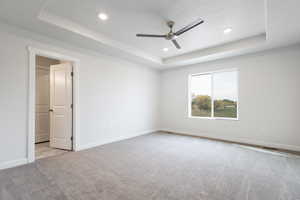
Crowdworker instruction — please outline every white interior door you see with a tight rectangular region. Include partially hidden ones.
[35,66,50,143]
[50,63,73,150]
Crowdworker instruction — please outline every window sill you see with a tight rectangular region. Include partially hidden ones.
[188,116,239,121]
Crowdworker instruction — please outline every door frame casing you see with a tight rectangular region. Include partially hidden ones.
[27,46,80,163]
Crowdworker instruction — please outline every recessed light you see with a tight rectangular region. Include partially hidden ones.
[98,13,108,21]
[224,28,232,34]
[163,48,169,52]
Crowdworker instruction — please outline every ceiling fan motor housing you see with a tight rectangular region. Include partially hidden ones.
[166,32,178,40]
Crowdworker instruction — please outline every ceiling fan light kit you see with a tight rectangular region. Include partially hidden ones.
[136,18,204,50]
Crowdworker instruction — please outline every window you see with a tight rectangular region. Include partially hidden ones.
[189,70,238,119]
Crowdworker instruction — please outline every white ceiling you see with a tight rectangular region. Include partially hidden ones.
[43,0,265,58]
[0,0,299,69]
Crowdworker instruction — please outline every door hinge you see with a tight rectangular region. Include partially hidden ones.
[71,104,73,109]
[71,72,74,77]
[71,136,73,141]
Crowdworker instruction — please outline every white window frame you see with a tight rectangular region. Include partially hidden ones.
[188,68,239,121]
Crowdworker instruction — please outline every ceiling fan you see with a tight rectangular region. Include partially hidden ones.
[136,18,204,49]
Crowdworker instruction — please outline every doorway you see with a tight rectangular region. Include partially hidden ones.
[27,47,79,163]
[35,56,73,159]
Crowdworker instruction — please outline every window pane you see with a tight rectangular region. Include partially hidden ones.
[191,74,212,117]
[213,71,238,118]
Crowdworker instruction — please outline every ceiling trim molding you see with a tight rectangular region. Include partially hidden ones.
[35,1,271,69]
[37,10,269,68]
[38,10,162,65]
[18,0,297,69]
[162,34,267,67]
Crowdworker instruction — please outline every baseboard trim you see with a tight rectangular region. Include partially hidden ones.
[77,129,158,151]
[0,130,158,170]
[0,158,28,170]
[160,129,300,153]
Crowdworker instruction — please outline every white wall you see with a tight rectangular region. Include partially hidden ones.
[1,19,300,170]
[0,22,160,169]
[160,45,300,151]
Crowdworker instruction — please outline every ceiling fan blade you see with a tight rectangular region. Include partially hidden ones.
[136,34,166,38]
[175,18,204,36]
[172,39,181,49]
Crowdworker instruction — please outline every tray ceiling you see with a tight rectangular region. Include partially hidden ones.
[0,0,299,68]
[43,0,265,58]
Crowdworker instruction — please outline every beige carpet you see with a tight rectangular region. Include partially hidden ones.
[0,132,300,200]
